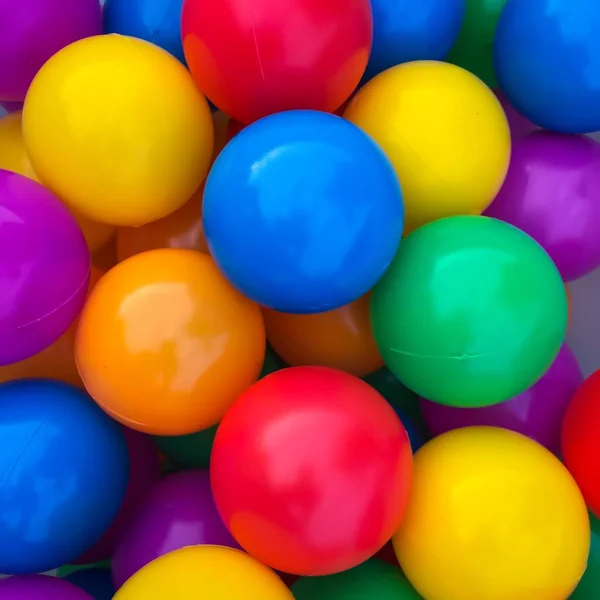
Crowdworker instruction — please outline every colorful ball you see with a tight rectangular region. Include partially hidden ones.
[371,216,567,408]
[364,0,465,81]
[0,575,93,600]
[393,406,426,453]
[345,61,510,234]
[203,110,403,313]
[571,512,600,599]
[75,249,265,435]
[211,366,413,575]
[113,546,293,600]
[494,0,600,133]
[394,427,590,600]
[421,344,582,453]
[63,568,115,600]
[22,34,213,226]
[486,131,600,282]
[0,380,129,574]
[495,90,537,139]
[0,169,90,365]
[0,0,101,102]
[181,0,372,123]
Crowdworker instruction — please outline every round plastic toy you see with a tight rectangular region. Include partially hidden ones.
[211,366,413,575]
[394,427,590,600]
[181,0,372,123]
[0,0,101,102]
[0,575,93,600]
[364,0,465,82]
[446,0,507,88]
[113,546,294,600]
[104,0,186,64]
[0,380,129,574]
[117,187,207,262]
[75,428,161,564]
[562,370,600,519]
[63,569,115,600]
[421,344,582,454]
[203,110,403,313]
[345,61,510,234]
[22,34,213,226]
[75,249,265,435]
[263,294,383,377]
[371,216,568,408]
[292,558,420,599]
[571,512,600,599]
[112,470,239,588]
[0,111,115,252]
[0,169,90,366]
[494,0,600,134]
[486,132,600,282]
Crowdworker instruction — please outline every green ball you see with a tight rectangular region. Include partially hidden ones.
[291,559,421,599]
[446,0,508,88]
[570,512,600,599]
[370,216,567,408]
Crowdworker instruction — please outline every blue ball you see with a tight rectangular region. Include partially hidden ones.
[203,110,403,314]
[63,568,115,600]
[393,406,426,453]
[0,380,129,574]
[364,0,465,82]
[103,0,186,64]
[494,0,600,134]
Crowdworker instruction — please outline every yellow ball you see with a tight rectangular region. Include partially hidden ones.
[113,546,294,600]
[393,427,590,600]
[344,61,511,234]
[22,34,214,227]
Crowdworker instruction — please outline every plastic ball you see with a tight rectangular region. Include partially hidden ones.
[263,294,383,377]
[152,426,217,470]
[103,0,186,64]
[75,249,265,435]
[0,380,129,574]
[364,0,465,82]
[495,90,537,139]
[494,0,600,134]
[0,111,115,252]
[211,366,413,575]
[486,132,600,282]
[571,512,600,599]
[0,0,101,102]
[63,569,115,600]
[394,427,590,600]
[562,370,600,519]
[1,101,23,113]
[203,110,403,313]
[181,0,372,124]
[0,575,94,600]
[371,216,567,408]
[113,546,294,600]
[22,34,213,226]
[345,61,510,234]
[421,344,582,453]
[0,169,90,366]
[394,406,426,453]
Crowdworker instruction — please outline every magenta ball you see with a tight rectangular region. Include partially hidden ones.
[495,89,537,139]
[420,344,582,453]
[0,575,93,600]
[0,0,101,102]
[74,427,161,564]
[111,470,239,588]
[1,101,23,114]
[485,131,600,282]
[0,170,90,365]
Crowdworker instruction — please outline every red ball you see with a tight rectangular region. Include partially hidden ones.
[181,0,372,124]
[211,366,413,576]
[562,369,600,517]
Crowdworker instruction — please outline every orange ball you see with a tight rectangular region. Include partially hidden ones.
[263,294,383,377]
[117,187,208,262]
[75,249,266,435]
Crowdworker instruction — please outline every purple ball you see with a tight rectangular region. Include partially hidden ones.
[111,470,239,589]
[485,131,600,282]
[0,575,93,600]
[0,170,90,365]
[0,0,102,102]
[420,345,583,453]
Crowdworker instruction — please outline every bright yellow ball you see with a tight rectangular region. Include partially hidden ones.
[393,427,590,600]
[113,546,294,600]
[344,61,511,234]
[22,34,214,227]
